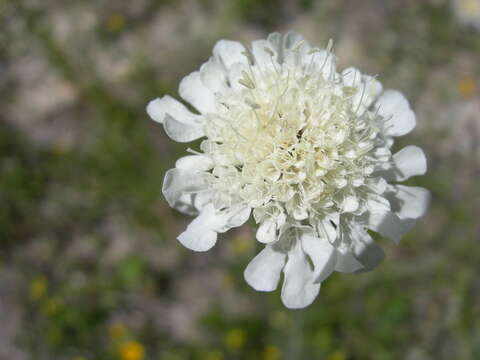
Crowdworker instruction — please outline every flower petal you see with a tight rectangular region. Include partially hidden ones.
[177,205,219,252]
[267,32,283,62]
[363,210,415,244]
[163,114,204,142]
[147,95,199,124]
[313,215,339,244]
[387,145,427,181]
[162,168,207,209]
[217,205,251,231]
[375,90,416,137]
[252,39,278,71]
[256,218,277,244]
[244,245,286,291]
[179,71,216,114]
[334,246,364,273]
[200,58,229,94]
[301,229,337,283]
[175,155,213,172]
[213,40,246,69]
[283,32,311,68]
[283,31,306,50]
[351,226,385,272]
[387,185,430,219]
[281,247,321,309]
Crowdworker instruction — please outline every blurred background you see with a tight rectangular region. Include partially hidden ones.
[1,0,480,359]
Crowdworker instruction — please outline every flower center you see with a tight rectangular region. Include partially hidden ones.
[202,57,383,219]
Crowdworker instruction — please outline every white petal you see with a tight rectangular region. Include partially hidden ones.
[351,226,384,272]
[283,31,306,50]
[175,155,213,172]
[213,40,246,69]
[301,230,337,283]
[281,247,320,309]
[225,61,249,92]
[341,195,359,213]
[365,193,391,214]
[387,145,427,181]
[200,58,228,94]
[342,68,382,113]
[256,218,277,244]
[220,205,251,231]
[387,185,430,219]
[147,95,198,124]
[342,67,362,87]
[334,246,364,273]
[252,39,278,71]
[177,205,218,252]
[267,32,283,61]
[375,90,416,137]
[283,32,311,68]
[313,214,339,244]
[179,71,216,114]
[162,168,207,209]
[163,114,204,142]
[308,50,336,80]
[244,245,286,291]
[173,193,198,216]
[362,74,383,103]
[363,210,415,244]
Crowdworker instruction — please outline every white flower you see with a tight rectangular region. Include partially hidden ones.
[148,32,429,309]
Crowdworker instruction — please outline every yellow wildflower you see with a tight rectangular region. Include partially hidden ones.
[224,328,246,350]
[263,345,281,360]
[30,276,48,300]
[458,78,476,98]
[327,350,346,360]
[205,349,224,360]
[119,341,145,360]
[107,14,126,33]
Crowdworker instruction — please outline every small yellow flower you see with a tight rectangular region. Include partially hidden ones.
[42,298,61,315]
[30,276,48,300]
[205,349,224,360]
[458,78,476,98]
[263,345,281,360]
[224,328,246,350]
[119,341,145,360]
[107,14,126,33]
[327,350,346,360]
[109,323,127,340]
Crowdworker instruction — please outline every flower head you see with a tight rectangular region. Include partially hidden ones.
[148,32,429,308]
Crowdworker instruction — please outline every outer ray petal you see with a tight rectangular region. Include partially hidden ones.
[375,90,416,137]
[301,229,337,283]
[179,71,216,114]
[244,245,286,291]
[387,185,431,220]
[213,40,247,69]
[162,168,207,211]
[386,145,427,181]
[281,246,320,309]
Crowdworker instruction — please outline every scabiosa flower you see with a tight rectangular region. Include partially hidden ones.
[147,32,429,308]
